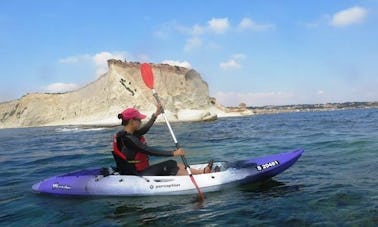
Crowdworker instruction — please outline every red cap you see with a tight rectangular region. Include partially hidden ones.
[119,108,146,120]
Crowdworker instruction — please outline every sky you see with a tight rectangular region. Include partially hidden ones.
[0,0,377,106]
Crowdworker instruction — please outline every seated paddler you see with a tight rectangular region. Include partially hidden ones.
[112,106,214,176]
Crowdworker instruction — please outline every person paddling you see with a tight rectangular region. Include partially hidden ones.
[112,106,214,176]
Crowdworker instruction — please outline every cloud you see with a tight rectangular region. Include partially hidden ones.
[40,51,147,95]
[184,37,202,52]
[237,17,275,31]
[155,17,275,51]
[164,17,234,37]
[219,53,246,70]
[191,24,205,36]
[165,17,273,37]
[219,59,241,70]
[158,17,274,52]
[43,82,80,93]
[154,21,205,40]
[317,90,325,95]
[93,51,127,76]
[208,18,230,34]
[58,54,91,64]
[330,6,367,27]
[176,24,205,36]
[162,60,192,68]
[215,91,295,106]
[175,18,230,36]
[59,51,128,77]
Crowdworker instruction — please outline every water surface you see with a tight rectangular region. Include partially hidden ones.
[0,109,377,226]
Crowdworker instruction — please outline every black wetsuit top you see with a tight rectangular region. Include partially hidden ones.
[114,114,175,175]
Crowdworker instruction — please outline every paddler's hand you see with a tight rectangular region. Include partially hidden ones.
[173,148,185,156]
[154,103,163,116]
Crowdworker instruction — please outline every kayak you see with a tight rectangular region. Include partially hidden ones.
[32,148,304,196]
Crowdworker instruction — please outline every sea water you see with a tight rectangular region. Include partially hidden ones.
[0,109,377,226]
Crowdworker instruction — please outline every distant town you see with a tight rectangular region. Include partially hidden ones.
[234,101,378,115]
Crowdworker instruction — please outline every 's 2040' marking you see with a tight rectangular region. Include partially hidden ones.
[256,160,280,171]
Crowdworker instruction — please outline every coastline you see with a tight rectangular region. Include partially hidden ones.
[247,101,378,115]
[1,102,376,130]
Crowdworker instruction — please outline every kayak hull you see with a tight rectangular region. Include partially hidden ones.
[32,149,304,196]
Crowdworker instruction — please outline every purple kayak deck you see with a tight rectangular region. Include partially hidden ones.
[239,148,304,183]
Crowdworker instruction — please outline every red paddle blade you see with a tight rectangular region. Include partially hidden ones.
[140,63,154,89]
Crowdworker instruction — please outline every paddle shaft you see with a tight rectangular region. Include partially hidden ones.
[152,90,204,199]
[140,63,204,199]
[152,89,190,168]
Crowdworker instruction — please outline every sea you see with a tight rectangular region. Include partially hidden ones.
[0,108,377,226]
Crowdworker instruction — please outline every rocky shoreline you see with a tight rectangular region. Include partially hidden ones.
[247,102,378,115]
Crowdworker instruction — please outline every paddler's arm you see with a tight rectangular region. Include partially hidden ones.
[135,104,163,136]
[134,114,157,136]
[125,135,174,157]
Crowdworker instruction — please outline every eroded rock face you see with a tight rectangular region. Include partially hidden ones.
[0,60,221,128]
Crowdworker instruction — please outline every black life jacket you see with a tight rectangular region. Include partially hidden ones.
[112,133,149,173]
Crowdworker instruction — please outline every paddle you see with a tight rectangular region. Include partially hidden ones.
[140,63,205,200]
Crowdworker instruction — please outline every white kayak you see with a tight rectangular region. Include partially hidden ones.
[32,149,304,196]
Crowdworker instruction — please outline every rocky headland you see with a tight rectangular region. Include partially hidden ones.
[0,60,252,129]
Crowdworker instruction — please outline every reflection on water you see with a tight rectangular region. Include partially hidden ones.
[240,179,302,195]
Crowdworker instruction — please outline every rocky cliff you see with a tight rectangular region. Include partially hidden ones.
[0,60,249,129]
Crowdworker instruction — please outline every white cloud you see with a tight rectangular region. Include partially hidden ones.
[176,18,230,36]
[158,17,273,52]
[155,17,274,51]
[174,17,230,40]
[330,6,367,27]
[317,90,325,95]
[58,54,91,64]
[42,51,146,94]
[219,53,246,70]
[60,51,127,77]
[215,91,295,106]
[43,82,80,93]
[237,17,275,31]
[208,18,230,34]
[219,59,241,70]
[174,23,206,37]
[93,51,127,76]
[184,37,202,52]
[153,21,208,40]
[162,60,192,68]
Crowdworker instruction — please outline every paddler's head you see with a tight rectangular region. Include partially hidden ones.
[118,108,146,131]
